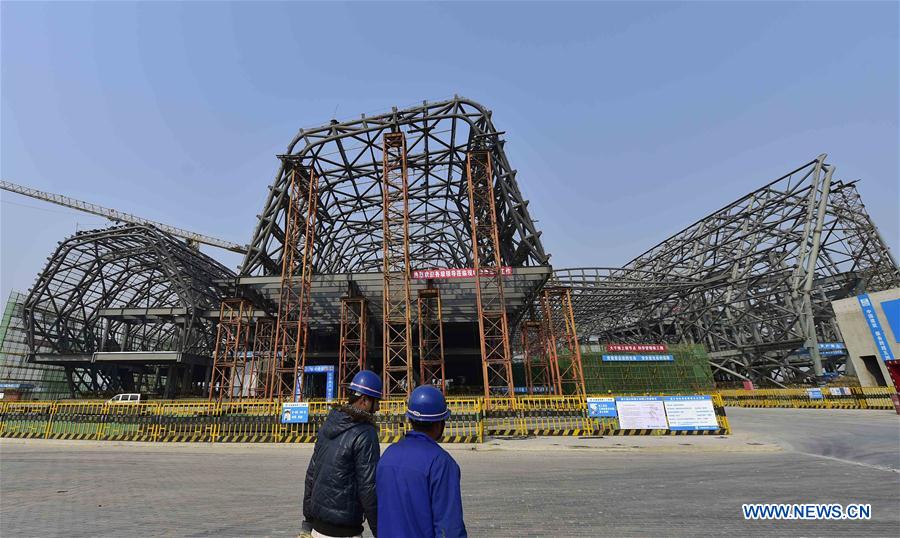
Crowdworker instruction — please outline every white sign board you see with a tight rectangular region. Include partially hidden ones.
[662,396,719,431]
[615,397,668,430]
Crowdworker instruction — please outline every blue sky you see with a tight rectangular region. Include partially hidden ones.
[2,1,898,303]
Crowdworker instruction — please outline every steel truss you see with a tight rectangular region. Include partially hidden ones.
[24,224,234,360]
[270,164,318,401]
[555,155,899,386]
[241,97,548,277]
[417,288,446,393]
[338,297,367,400]
[381,132,414,397]
[467,148,515,398]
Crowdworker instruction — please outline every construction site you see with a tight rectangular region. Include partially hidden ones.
[4,1,900,533]
[1,97,898,406]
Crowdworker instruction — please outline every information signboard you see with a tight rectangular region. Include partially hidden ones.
[606,344,668,353]
[412,267,512,280]
[662,396,718,431]
[602,354,674,362]
[806,388,824,400]
[615,396,668,430]
[295,365,336,402]
[586,397,617,418]
[858,294,895,361]
[281,402,309,424]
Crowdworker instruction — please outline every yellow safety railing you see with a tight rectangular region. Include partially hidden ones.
[516,396,591,436]
[1,393,736,443]
[717,387,897,410]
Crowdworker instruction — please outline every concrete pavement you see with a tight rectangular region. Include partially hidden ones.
[1,407,898,537]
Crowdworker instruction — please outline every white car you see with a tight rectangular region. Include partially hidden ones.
[108,393,143,403]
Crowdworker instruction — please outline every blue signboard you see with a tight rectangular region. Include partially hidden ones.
[586,397,617,417]
[662,395,718,431]
[281,402,309,424]
[0,382,34,390]
[794,343,846,357]
[513,386,553,394]
[806,388,824,400]
[881,299,900,344]
[602,354,674,362]
[294,365,336,402]
[858,294,895,361]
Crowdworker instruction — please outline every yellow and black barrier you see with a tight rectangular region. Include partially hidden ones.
[0,393,730,443]
[717,387,898,410]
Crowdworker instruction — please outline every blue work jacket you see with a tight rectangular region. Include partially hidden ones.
[376,430,467,538]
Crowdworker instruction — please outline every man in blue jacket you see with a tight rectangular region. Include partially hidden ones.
[376,385,467,538]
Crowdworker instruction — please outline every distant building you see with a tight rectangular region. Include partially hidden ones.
[0,291,69,400]
[832,288,900,390]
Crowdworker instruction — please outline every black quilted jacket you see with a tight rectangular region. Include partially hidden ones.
[303,405,380,537]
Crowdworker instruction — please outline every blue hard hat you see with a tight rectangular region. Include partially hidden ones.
[349,370,382,399]
[406,385,451,422]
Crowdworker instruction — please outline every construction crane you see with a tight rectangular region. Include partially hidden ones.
[0,180,248,254]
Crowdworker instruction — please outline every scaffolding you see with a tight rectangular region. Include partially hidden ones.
[541,287,586,398]
[209,299,254,402]
[467,148,515,399]
[252,319,275,398]
[381,132,414,398]
[269,165,318,401]
[417,288,446,393]
[522,319,555,395]
[338,297,367,400]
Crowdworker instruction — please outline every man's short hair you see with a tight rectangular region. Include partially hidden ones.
[410,420,440,432]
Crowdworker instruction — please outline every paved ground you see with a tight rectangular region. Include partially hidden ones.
[1,408,898,537]
[725,407,900,470]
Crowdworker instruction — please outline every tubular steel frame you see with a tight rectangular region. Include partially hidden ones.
[417,288,446,393]
[381,132,414,397]
[24,224,235,360]
[555,155,900,386]
[467,148,515,399]
[241,97,549,277]
[269,165,318,401]
[338,297,367,400]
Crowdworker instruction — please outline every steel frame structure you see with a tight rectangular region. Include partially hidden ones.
[555,155,899,386]
[467,148,515,398]
[338,297,367,400]
[269,164,318,401]
[417,288,446,393]
[24,225,234,358]
[241,97,548,277]
[381,132,414,397]
[21,224,235,397]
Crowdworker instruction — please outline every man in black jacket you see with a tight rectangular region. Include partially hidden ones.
[301,370,382,538]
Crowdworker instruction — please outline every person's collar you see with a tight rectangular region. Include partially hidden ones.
[406,429,438,444]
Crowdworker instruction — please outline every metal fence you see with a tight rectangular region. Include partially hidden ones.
[1,394,731,443]
[716,387,897,410]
